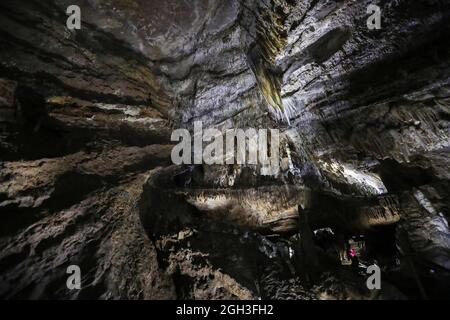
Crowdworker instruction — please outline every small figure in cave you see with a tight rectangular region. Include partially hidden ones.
[337,234,351,266]
[348,248,360,272]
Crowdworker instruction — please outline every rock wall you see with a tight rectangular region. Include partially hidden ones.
[0,0,449,299]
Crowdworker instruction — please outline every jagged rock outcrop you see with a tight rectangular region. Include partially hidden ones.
[0,0,449,299]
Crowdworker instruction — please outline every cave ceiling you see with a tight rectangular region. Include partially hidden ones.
[0,0,449,300]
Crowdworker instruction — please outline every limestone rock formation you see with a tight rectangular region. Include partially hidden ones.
[0,0,449,299]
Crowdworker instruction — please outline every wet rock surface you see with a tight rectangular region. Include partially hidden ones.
[0,0,449,299]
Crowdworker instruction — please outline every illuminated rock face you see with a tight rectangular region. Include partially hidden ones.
[0,0,450,299]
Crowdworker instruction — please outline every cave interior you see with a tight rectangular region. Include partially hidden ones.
[0,0,449,300]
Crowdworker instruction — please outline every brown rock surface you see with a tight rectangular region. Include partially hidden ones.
[0,0,449,299]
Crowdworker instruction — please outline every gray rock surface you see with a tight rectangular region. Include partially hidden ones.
[0,0,449,299]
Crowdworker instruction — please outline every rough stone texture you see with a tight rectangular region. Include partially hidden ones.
[0,0,449,299]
